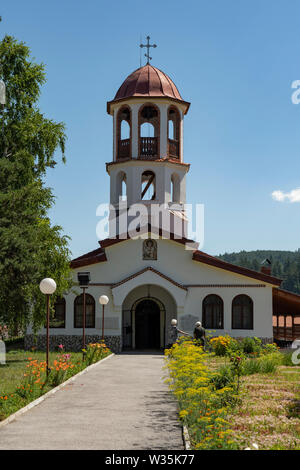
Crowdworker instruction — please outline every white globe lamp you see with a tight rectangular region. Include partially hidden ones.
[99,295,109,305]
[39,278,57,295]
[99,295,109,341]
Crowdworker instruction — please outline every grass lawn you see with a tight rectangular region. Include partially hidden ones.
[0,343,110,421]
[0,349,83,396]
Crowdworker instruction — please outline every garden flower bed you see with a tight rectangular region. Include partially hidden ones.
[165,336,300,450]
[165,338,239,450]
[0,342,111,421]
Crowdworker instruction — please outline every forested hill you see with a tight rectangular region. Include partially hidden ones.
[218,250,300,295]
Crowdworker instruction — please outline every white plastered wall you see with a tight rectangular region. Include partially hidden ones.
[33,238,274,342]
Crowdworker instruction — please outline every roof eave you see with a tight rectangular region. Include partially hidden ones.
[107,96,190,115]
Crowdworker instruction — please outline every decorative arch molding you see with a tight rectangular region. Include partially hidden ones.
[112,266,186,308]
[138,102,160,159]
[116,105,132,160]
[131,295,165,315]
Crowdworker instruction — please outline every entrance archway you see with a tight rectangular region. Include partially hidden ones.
[121,284,177,350]
[135,299,160,349]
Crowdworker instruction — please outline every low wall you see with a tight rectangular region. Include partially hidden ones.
[24,334,122,353]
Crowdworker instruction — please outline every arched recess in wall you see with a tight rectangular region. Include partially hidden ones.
[171,173,180,203]
[117,106,131,159]
[168,106,180,159]
[141,170,156,200]
[138,103,160,159]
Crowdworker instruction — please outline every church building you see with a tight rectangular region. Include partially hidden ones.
[26,48,290,353]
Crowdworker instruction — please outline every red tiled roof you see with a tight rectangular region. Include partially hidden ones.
[114,64,183,101]
[107,64,190,114]
[70,247,107,269]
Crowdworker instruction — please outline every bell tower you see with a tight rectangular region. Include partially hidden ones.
[106,54,190,238]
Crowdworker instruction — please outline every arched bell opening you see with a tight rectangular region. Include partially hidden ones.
[116,170,127,203]
[141,170,156,200]
[139,104,160,159]
[168,106,180,159]
[117,106,131,159]
[171,172,180,203]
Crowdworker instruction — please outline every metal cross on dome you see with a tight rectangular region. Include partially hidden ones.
[140,36,157,64]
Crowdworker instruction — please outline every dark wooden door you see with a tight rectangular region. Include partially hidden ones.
[135,299,160,349]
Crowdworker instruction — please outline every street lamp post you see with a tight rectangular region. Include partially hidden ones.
[39,278,57,376]
[77,272,90,355]
[99,295,109,341]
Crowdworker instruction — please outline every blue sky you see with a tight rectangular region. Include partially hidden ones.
[2,0,300,258]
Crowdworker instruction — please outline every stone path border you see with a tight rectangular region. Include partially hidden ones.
[183,425,191,450]
[0,353,114,430]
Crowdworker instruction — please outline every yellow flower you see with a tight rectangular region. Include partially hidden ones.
[179,410,189,419]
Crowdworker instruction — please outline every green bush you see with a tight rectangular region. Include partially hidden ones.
[259,356,278,374]
[210,365,234,389]
[242,358,261,375]
[241,353,281,376]
[240,337,261,354]
[262,343,280,355]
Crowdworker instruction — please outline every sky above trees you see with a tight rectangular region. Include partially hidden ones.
[1,0,300,258]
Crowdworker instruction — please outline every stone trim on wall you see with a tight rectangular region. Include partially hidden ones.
[24,334,122,353]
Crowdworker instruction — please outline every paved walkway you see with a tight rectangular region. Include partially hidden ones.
[0,353,184,450]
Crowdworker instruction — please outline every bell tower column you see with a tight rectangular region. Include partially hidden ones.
[131,103,140,159]
[159,103,168,159]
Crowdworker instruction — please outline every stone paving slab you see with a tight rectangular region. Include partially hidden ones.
[0,352,184,450]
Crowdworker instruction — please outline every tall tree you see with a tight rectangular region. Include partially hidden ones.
[0,35,72,331]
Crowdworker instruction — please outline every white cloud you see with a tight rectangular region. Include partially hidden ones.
[272,188,300,203]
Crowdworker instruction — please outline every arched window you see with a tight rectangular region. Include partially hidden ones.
[140,122,155,137]
[202,295,224,329]
[50,297,66,328]
[139,104,159,158]
[168,106,180,159]
[171,173,180,203]
[74,294,95,328]
[168,120,174,140]
[117,107,131,159]
[141,170,156,200]
[232,295,253,329]
[116,171,127,202]
[121,120,130,139]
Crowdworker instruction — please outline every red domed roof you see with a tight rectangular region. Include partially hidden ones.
[107,64,190,114]
[114,64,183,101]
